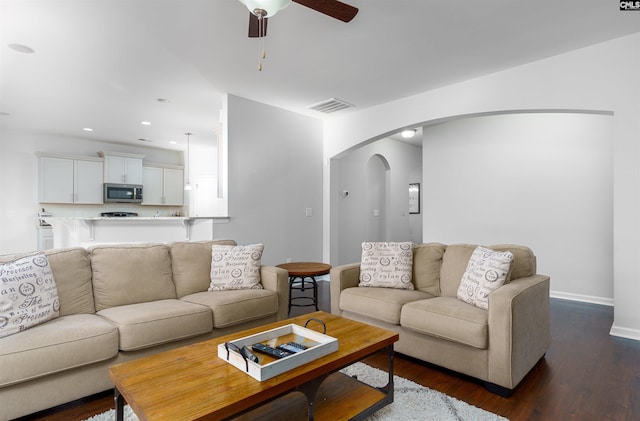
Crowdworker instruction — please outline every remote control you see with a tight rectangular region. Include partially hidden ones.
[252,343,292,359]
[240,345,259,363]
[277,342,308,354]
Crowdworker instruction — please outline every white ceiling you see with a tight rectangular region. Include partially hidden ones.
[1,0,638,151]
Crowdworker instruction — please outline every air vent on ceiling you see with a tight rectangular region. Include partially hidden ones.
[307,98,353,114]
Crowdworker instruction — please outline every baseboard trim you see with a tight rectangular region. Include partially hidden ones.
[609,325,640,341]
[550,290,613,307]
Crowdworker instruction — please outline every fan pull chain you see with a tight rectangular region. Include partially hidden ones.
[258,15,266,71]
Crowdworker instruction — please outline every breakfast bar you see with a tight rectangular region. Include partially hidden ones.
[44,216,230,248]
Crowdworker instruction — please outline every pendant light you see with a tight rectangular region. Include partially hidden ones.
[184,132,193,191]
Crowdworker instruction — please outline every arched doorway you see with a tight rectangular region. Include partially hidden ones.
[365,154,390,242]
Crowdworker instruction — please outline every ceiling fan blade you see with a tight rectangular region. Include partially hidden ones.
[293,0,358,22]
[248,12,268,38]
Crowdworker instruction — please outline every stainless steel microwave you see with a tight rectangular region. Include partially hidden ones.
[103,183,143,203]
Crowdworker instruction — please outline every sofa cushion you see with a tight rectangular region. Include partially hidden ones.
[0,254,60,338]
[359,242,414,290]
[45,247,95,315]
[340,287,433,325]
[439,244,477,297]
[413,243,446,295]
[457,246,513,310]
[89,243,176,311]
[169,240,238,298]
[181,290,278,329]
[209,244,264,291]
[401,297,489,349]
[0,314,118,387]
[97,299,213,351]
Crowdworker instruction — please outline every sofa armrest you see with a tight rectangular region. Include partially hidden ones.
[260,266,290,321]
[487,274,551,389]
[329,263,361,315]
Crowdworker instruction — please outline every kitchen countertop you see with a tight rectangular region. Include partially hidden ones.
[42,216,230,243]
[43,216,229,221]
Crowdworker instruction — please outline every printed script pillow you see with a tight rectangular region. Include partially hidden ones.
[359,242,414,290]
[209,244,264,291]
[0,253,60,338]
[457,246,514,310]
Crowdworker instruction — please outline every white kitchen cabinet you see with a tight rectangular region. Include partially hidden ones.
[142,164,184,206]
[99,152,144,184]
[38,155,104,204]
[75,159,104,203]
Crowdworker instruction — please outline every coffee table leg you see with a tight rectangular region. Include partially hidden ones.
[384,345,395,402]
[295,373,330,421]
[114,388,125,421]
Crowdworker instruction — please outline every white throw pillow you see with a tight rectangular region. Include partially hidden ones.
[359,242,414,290]
[209,244,264,291]
[457,246,513,310]
[0,253,60,338]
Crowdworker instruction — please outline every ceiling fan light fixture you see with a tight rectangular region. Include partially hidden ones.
[400,129,417,139]
[240,0,291,17]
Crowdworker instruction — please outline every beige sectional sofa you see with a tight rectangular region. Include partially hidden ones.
[330,243,550,396]
[0,240,289,421]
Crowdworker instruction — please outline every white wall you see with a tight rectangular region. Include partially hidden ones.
[213,95,324,266]
[323,33,640,339]
[422,112,613,301]
[0,129,182,254]
[333,138,423,264]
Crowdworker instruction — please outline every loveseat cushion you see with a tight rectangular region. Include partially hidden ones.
[0,247,95,315]
[401,297,489,349]
[89,243,176,311]
[359,242,414,290]
[412,243,446,295]
[97,299,213,351]
[439,244,477,297]
[340,287,433,325]
[169,240,238,298]
[0,314,118,387]
[181,290,278,329]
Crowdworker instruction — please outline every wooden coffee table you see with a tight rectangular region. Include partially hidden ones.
[109,311,398,421]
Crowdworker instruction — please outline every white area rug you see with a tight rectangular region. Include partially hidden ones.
[85,362,508,421]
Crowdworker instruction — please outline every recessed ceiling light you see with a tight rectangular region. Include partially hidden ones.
[169,141,177,145]
[83,127,93,132]
[140,121,151,126]
[8,44,35,53]
[400,129,417,139]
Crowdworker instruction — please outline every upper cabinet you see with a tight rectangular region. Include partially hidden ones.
[142,164,184,206]
[38,154,104,204]
[99,151,144,184]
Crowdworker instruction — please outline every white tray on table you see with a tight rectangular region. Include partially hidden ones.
[217,323,338,381]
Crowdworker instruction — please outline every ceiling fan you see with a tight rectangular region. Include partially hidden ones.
[239,0,359,38]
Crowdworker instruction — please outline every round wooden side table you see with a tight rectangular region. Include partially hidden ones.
[276,262,332,315]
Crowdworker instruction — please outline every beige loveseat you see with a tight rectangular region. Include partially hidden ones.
[0,240,289,421]
[330,243,550,396]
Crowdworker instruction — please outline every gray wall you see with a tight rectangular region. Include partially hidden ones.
[333,138,423,265]
[422,112,613,301]
[214,95,324,266]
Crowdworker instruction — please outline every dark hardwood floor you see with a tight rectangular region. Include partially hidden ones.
[15,282,640,421]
